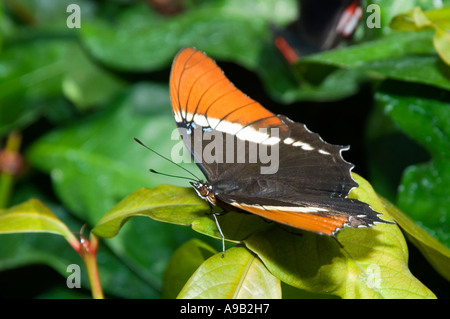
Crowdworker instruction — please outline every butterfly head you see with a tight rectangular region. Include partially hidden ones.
[190,181,216,205]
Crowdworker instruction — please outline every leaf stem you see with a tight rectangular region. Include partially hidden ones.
[77,231,104,299]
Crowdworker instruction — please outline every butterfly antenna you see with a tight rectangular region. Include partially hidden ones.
[133,137,200,181]
[149,169,197,182]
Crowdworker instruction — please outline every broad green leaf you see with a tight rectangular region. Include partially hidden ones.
[162,239,217,299]
[0,183,164,299]
[434,28,450,65]
[62,44,126,110]
[27,83,204,297]
[364,97,431,202]
[0,0,124,136]
[0,40,66,136]
[425,5,450,29]
[80,0,297,102]
[356,0,441,40]
[398,160,450,246]
[92,185,270,243]
[81,0,295,71]
[302,31,435,68]
[390,7,450,65]
[92,186,209,238]
[92,182,270,297]
[0,1,94,132]
[101,216,204,297]
[375,88,450,247]
[93,172,436,298]
[299,31,450,92]
[0,39,122,136]
[177,246,281,299]
[283,67,367,102]
[244,174,435,298]
[0,231,161,298]
[27,83,200,224]
[381,197,450,282]
[0,199,78,248]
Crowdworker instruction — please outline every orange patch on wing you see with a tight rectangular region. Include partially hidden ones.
[235,204,349,236]
[170,48,283,129]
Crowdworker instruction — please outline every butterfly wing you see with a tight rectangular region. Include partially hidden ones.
[169,47,392,235]
[170,47,285,181]
[207,116,387,236]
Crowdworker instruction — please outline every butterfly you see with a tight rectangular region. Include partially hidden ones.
[274,0,363,63]
[168,47,392,254]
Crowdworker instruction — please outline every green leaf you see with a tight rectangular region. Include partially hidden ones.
[0,231,162,298]
[0,199,78,248]
[375,87,450,247]
[61,43,126,110]
[177,246,281,299]
[92,186,209,238]
[0,182,175,299]
[0,40,66,136]
[81,0,294,71]
[302,31,435,68]
[27,83,200,224]
[244,174,435,298]
[299,31,450,92]
[434,27,450,65]
[80,0,297,102]
[399,161,450,242]
[26,83,204,297]
[162,239,217,299]
[381,197,450,282]
[92,185,271,243]
[0,39,123,136]
[91,184,274,298]
[364,99,431,202]
[283,67,367,102]
[356,0,441,40]
[390,7,450,65]
[94,172,436,298]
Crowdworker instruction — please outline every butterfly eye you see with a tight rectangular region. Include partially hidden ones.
[191,182,209,198]
[200,184,210,197]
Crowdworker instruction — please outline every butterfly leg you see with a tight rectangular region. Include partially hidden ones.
[206,202,227,257]
[212,213,226,258]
